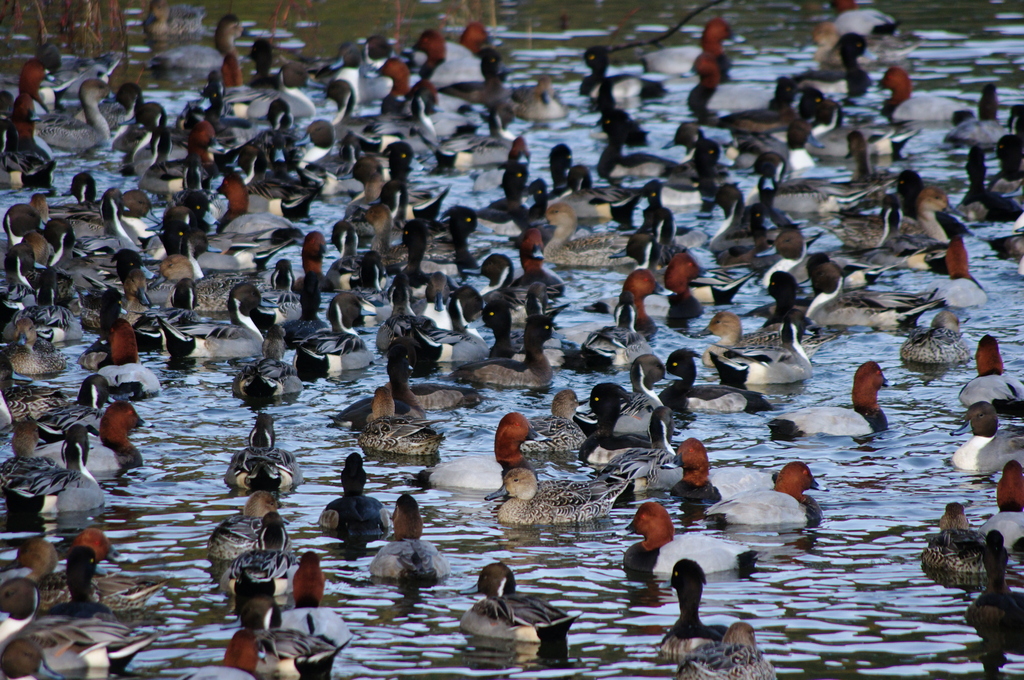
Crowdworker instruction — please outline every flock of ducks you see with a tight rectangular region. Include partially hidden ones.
[0,0,1022,677]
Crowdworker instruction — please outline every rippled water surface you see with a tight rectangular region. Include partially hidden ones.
[4,0,1024,677]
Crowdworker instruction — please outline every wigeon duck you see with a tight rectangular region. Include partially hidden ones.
[149,13,242,71]
[958,145,1022,223]
[580,46,666,103]
[369,494,450,582]
[208,490,289,560]
[959,335,1024,412]
[1,318,67,375]
[710,314,812,386]
[832,0,897,36]
[880,66,964,123]
[579,293,653,367]
[417,412,536,490]
[2,425,102,513]
[142,0,205,38]
[951,402,1024,472]
[624,501,756,575]
[807,262,944,328]
[768,361,887,437]
[522,390,586,455]
[318,453,389,536]
[487,466,628,525]
[181,629,260,680]
[159,283,266,359]
[96,319,161,399]
[945,85,1005,148]
[981,461,1024,550]
[449,314,554,388]
[279,552,352,647]
[0,577,157,674]
[669,438,774,501]
[232,325,303,398]
[921,502,986,583]
[221,512,296,596]
[900,310,971,364]
[675,621,776,680]
[237,595,344,676]
[706,461,822,527]
[661,350,774,414]
[460,562,578,642]
[965,530,1024,630]
[35,400,144,474]
[357,385,444,457]
[659,559,727,660]
[225,413,303,490]
[641,17,731,77]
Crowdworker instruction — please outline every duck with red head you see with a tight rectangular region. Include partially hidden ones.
[880,66,963,123]
[511,228,564,295]
[215,172,298,236]
[980,461,1024,551]
[139,121,219,196]
[668,437,774,500]
[279,552,352,646]
[959,335,1024,413]
[97,319,161,399]
[769,361,886,437]
[417,411,538,490]
[707,461,822,527]
[641,17,732,77]
[369,494,450,582]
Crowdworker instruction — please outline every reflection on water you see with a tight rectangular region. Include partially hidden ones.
[2,0,1024,678]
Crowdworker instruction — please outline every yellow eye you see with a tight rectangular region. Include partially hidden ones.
[594,397,599,401]
[466,217,471,222]
[672,362,677,367]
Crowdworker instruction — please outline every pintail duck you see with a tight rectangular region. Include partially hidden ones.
[793,33,870,97]
[710,313,813,386]
[669,437,774,502]
[357,385,444,457]
[0,577,158,675]
[3,269,81,343]
[35,401,144,474]
[449,314,554,388]
[0,364,68,426]
[416,411,538,491]
[522,390,586,455]
[461,562,578,642]
[579,293,652,367]
[369,494,450,582]
[35,79,110,150]
[951,401,1024,473]
[625,501,756,575]
[225,413,303,491]
[614,354,665,436]
[959,335,1024,413]
[159,283,267,358]
[2,425,102,513]
[1,318,67,375]
[591,407,677,490]
[280,552,352,647]
[980,461,1024,550]
[699,310,838,369]
[208,490,290,561]
[96,319,161,399]
[805,96,917,159]
[675,621,777,680]
[900,310,971,365]
[577,383,661,466]
[542,203,628,268]
[806,262,944,328]
[660,349,774,414]
[318,452,390,536]
[486,466,628,525]
[706,461,822,527]
[435,107,517,169]
[233,325,303,398]
[769,360,887,437]
[659,559,727,660]
[965,530,1024,631]
[293,292,374,376]
[921,502,986,583]
[237,595,345,676]
[554,161,643,223]
[221,512,297,597]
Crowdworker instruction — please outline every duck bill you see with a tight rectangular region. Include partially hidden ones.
[484,487,509,501]
[950,421,971,436]
[530,244,544,260]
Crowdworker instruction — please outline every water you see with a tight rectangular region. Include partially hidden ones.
[2,0,1024,677]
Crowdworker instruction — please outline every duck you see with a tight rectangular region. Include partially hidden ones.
[980,461,1024,550]
[699,310,837,369]
[180,629,261,680]
[0,577,157,674]
[368,493,450,581]
[220,512,296,596]
[1,318,67,375]
[357,385,445,457]
[410,287,489,364]
[951,401,1024,472]
[659,559,727,660]
[832,0,897,36]
[216,172,300,237]
[806,96,917,159]
[597,110,677,180]
[2,269,80,344]
[669,438,774,502]
[614,354,666,435]
[278,272,327,345]
[880,66,965,123]
[279,552,352,647]
[96,319,161,399]
[965,530,1024,630]
[688,54,774,120]
[435,108,517,169]
[487,466,628,525]
[660,349,774,414]
[208,490,289,560]
[806,262,944,328]
[34,375,109,439]
[957,145,1022,223]
[921,236,988,308]
[717,77,800,133]
[921,502,986,581]
[522,390,586,455]
[460,562,578,642]
[793,33,870,97]
[294,293,374,376]
[237,595,344,677]
[232,325,303,398]
[706,461,822,527]
[35,79,110,150]
[579,383,666,465]
[579,293,652,367]
[945,85,1005,147]
[149,13,242,71]
[318,452,390,536]
[989,134,1024,194]
[768,361,887,437]
[2,425,102,513]
[542,203,628,268]
[417,411,537,490]
[580,46,665,102]
[449,314,554,388]
[511,76,567,121]
[624,501,756,575]
[675,621,777,680]
[900,310,971,364]
[224,413,303,491]
[512,228,565,294]
[331,344,427,428]
[641,17,732,76]
[159,283,266,358]
[142,0,205,38]
[437,48,509,107]
[590,406,677,489]
[710,313,813,386]
[45,545,117,619]
[959,335,1024,413]
[411,23,488,88]
[34,401,144,474]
